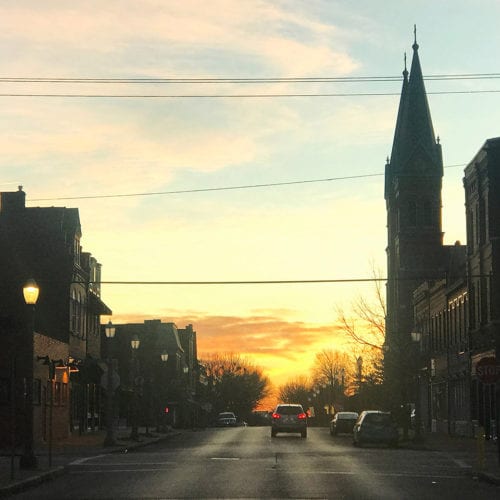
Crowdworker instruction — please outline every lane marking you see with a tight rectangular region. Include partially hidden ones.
[71,461,176,466]
[265,469,467,480]
[210,457,240,461]
[70,468,172,474]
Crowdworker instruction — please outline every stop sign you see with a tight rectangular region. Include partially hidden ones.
[476,357,500,384]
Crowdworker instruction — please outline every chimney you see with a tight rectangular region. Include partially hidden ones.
[0,186,26,214]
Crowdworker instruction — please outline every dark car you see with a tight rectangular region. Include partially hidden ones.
[353,410,399,447]
[330,411,359,436]
[216,412,237,427]
[271,403,307,438]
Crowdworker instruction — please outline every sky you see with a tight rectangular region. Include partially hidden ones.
[1,1,500,393]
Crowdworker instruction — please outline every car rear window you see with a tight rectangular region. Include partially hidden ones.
[338,412,358,419]
[364,413,392,424]
[277,405,303,415]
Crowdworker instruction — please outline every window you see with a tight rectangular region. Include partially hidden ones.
[62,383,68,406]
[423,200,432,226]
[0,378,9,404]
[408,201,417,226]
[71,289,78,333]
[73,236,81,265]
[54,382,62,406]
[33,379,41,405]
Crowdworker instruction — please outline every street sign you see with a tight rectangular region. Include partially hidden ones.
[476,357,500,384]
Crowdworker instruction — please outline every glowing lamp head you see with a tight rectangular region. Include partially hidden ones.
[105,320,116,339]
[23,279,39,305]
[130,334,140,350]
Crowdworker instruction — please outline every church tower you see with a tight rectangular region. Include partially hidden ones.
[384,30,444,395]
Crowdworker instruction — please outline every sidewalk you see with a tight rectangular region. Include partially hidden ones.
[400,431,500,485]
[0,427,176,498]
[0,429,499,497]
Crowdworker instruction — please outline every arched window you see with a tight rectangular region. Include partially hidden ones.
[71,289,78,333]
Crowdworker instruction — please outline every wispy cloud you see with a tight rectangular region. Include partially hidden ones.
[113,311,346,385]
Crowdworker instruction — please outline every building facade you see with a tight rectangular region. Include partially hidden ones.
[464,138,500,438]
[384,33,445,409]
[0,187,111,449]
[108,320,201,430]
[385,35,500,438]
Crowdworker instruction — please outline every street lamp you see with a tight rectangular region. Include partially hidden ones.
[103,321,117,447]
[20,278,39,470]
[130,334,141,440]
[158,351,169,432]
[36,356,64,467]
[411,332,424,442]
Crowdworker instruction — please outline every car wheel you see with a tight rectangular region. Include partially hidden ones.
[301,430,307,438]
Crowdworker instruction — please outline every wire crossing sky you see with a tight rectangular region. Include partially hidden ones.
[1,0,499,386]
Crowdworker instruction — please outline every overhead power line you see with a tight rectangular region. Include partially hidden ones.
[2,90,500,98]
[66,273,488,286]
[28,164,466,203]
[2,72,500,84]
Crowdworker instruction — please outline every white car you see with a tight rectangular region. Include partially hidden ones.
[216,412,237,426]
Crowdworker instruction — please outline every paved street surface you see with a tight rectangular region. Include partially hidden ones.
[2,426,499,499]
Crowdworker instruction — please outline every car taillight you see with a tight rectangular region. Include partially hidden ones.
[297,413,307,420]
[272,413,281,420]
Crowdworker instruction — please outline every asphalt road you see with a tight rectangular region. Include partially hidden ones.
[10,426,498,499]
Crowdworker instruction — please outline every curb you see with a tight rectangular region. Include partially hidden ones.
[0,466,66,498]
[0,433,178,497]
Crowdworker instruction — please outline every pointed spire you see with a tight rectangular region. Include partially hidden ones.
[387,28,443,178]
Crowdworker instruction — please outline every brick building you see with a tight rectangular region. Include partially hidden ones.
[0,187,111,452]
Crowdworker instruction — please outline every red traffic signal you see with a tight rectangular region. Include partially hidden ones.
[164,406,169,414]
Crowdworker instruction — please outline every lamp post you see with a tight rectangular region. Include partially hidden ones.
[20,279,39,470]
[130,334,140,441]
[411,332,424,442]
[36,356,65,467]
[103,321,117,447]
[159,351,169,432]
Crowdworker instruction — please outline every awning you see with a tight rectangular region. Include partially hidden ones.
[88,292,112,315]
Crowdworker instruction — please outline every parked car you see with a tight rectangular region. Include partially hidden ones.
[271,403,308,438]
[353,410,399,447]
[216,412,237,427]
[330,411,359,436]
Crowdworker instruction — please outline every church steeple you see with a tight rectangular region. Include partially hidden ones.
[387,26,442,180]
[384,29,444,371]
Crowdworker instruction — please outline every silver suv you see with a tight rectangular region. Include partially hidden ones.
[271,404,307,438]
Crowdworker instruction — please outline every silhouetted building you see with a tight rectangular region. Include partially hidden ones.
[0,187,111,448]
[386,34,500,438]
[384,32,445,409]
[464,138,500,438]
[109,320,199,429]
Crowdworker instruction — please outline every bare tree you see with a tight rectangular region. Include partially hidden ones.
[278,376,311,410]
[335,262,386,350]
[201,353,271,419]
